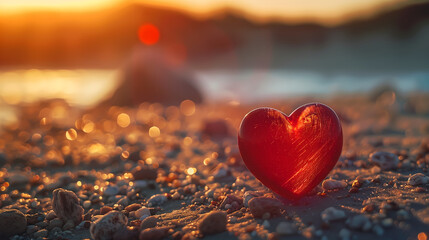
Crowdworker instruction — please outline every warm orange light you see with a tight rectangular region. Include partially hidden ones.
[138,24,160,45]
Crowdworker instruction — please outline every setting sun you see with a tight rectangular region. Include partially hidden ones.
[138,24,160,45]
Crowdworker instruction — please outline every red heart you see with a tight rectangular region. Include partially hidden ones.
[238,103,343,199]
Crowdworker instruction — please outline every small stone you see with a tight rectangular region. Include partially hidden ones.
[83,200,92,209]
[219,194,243,212]
[198,211,227,235]
[100,206,113,215]
[35,221,48,228]
[140,216,158,230]
[46,210,57,220]
[0,209,27,238]
[381,218,393,228]
[63,219,75,230]
[338,228,351,240]
[134,180,148,189]
[117,197,129,206]
[262,220,270,228]
[212,163,230,179]
[104,186,120,197]
[276,222,296,235]
[125,203,141,212]
[26,225,39,235]
[321,207,346,223]
[248,197,283,218]
[48,218,63,230]
[172,192,181,200]
[396,209,410,220]
[346,215,371,231]
[243,191,263,207]
[34,229,48,238]
[147,194,167,206]
[9,172,30,185]
[139,227,170,240]
[369,151,399,170]
[132,166,157,180]
[361,204,375,213]
[52,188,84,224]
[322,179,347,191]
[135,207,151,219]
[408,173,429,186]
[90,211,128,240]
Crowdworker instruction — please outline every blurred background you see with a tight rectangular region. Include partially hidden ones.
[1,0,429,127]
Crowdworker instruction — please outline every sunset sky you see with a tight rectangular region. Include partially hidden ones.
[0,0,405,24]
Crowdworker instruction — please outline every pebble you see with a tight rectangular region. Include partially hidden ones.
[369,151,399,170]
[346,215,372,231]
[83,200,92,209]
[276,222,297,235]
[262,220,270,228]
[248,197,283,218]
[33,229,48,238]
[63,219,75,230]
[48,218,64,230]
[100,206,113,215]
[139,227,170,240]
[117,197,129,206]
[134,180,148,189]
[381,218,393,228]
[8,172,30,185]
[52,188,84,224]
[125,203,141,212]
[198,211,227,235]
[243,191,263,207]
[213,163,229,179]
[132,166,157,180]
[46,210,57,220]
[90,211,128,240]
[135,207,151,219]
[140,216,158,230]
[103,185,120,197]
[0,209,27,237]
[396,209,410,220]
[321,207,346,223]
[338,228,351,240]
[26,225,39,235]
[322,179,348,191]
[219,194,243,212]
[147,194,167,206]
[407,173,429,186]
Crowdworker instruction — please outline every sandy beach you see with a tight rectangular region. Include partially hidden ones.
[0,91,428,240]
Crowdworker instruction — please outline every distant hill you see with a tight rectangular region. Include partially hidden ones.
[0,2,428,73]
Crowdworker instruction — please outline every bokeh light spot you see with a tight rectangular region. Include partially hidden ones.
[138,24,160,45]
[66,128,77,141]
[180,100,195,116]
[117,113,131,128]
[419,232,428,240]
[186,167,197,175]
[82,120,95,133]
[149,126,160,138]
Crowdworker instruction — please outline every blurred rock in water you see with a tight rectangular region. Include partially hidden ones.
[100,47,202,106]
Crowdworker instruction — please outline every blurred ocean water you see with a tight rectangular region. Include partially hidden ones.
[0,69,428,107]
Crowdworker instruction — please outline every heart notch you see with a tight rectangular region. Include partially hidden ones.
[238,103,343,200]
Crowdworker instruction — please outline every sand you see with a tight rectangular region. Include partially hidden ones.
[0,91,428,240]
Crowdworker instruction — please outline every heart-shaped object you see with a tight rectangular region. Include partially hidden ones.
[238,103,343,199]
